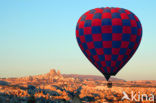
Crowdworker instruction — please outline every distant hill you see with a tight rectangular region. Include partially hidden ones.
[0,69,124,82]
[0,69,155,87]
[63,74,125,82]
[132,80,156,84]
[1,69,155,84]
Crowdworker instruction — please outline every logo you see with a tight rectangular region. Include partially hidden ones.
[122,91,155,102]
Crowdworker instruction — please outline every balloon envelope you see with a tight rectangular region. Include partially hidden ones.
[76,7,142,81]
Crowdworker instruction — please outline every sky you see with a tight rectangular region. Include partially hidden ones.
[0,0,156,80]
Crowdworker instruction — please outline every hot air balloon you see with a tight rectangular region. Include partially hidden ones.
[76,7,142,83]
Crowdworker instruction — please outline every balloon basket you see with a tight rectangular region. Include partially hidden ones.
[107,81,112,88]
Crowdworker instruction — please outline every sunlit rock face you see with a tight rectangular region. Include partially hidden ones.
[49,69,57,76]
[46,69,63,79]
[29,69,64,81]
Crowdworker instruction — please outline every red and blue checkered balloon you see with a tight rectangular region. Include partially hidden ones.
[76,7,142,81]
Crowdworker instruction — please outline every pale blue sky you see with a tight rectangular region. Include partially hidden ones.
[0,0,156,80]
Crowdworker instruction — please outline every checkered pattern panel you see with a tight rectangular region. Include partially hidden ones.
[76,7,142,76]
